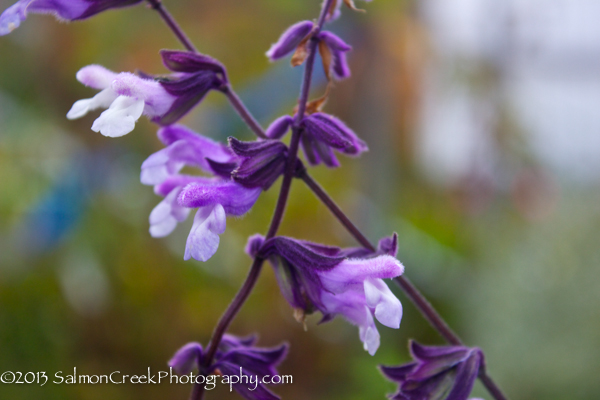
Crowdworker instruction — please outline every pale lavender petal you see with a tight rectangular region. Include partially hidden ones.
[184,204,227,262]
[157,125,233,164]
[111,72,176,118]
[179,181,261,216]
[364,278,402,329]
[321,290,381,355]
[153,175,215,197]
[91,95,145,137]
[149,187,191,238]
[319,255,404,293]
[75,65,118,89]
[66,88,118,120]
[0,0,30,36]
[140,146,185,186]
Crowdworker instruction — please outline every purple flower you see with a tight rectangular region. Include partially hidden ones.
[141,125,234,186]
[178,181,261,261]
[67,59,223,136]
[140,125,260,262]
[266,20,315,61]
[380,341,484,400]
[0,0,142,35]
[169,335,288,400]
[67,65,177,137]
[300,112,368,167]
[155,50,226,126]
[247,235,404,355]
[228,138,301,190]
[316,31,352,80]
[265,115,293,140]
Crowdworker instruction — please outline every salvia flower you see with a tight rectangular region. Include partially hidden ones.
[228,137,302,190]
[300,112,368,167]
[247,235,404,355]
[67,52,224,137]
[266,20,315,62]
[0,0,142,36]
[178,181,261,261]
[266,21,352,80]
[156,50,227,125]
[67,65,177,137]
[141,125,260,262]
[169,334,287,400]
[316,31,352,80]
[380,341,484,400]
[140,124,234,186]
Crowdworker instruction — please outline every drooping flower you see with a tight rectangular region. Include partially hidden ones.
[140,125,260,262]
[169,334,288,400]
[380,341,484,400]
[300,112,368,167]
[227,137,304,190]
[247,235,404,355]
[0,0,142,36]
[266,22,352,80]
[266,20,315,61]
[67,52,225,137]
[316,31,352,80]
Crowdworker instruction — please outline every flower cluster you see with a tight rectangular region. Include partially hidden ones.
[169,335,287,400]
[380,341,484,400]
[247,234,403,355]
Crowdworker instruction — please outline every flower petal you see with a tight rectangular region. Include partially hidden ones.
[266,20,315,60]
[91,96,145,137]
[66,88,118,120]
[364,278,402,329]
[184,204,227,262]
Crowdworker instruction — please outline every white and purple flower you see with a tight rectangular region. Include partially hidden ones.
[247,234,403,355]
[141,125,261,262]
[67,51,226,137]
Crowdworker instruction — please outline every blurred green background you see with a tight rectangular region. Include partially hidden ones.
[1,0,600,399]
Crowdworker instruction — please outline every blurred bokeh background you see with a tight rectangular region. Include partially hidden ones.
[1,0,599,399]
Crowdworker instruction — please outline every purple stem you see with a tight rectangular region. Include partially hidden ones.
[192,1,336,399]
[298,170,508,400]
[147,0,267,140]
[146,0,197,52]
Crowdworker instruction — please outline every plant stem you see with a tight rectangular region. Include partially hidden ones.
[221,85,267,139]
[299,170,508,400]
[192,1,336,399]
[147,0,267,140]
[146,0,197,52]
